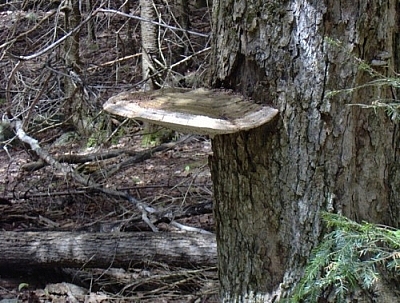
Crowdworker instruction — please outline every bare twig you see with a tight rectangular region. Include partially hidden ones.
[12,122,210,233]
[98,8,209,38]
[12,119,159,231]
[0,10,57,51]
[170,221,213,235]
[5,60,22,118]
[6,5,103,61]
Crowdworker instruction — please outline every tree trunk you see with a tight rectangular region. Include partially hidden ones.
[209,0,400,302]
[140,0,158,90]
[0,232,216,268]
[173,0,190,74]
[86,0,96,42]
[140,0,167,145]
[63,0,91,136]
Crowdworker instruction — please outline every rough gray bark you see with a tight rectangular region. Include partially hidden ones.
[0,232,216,268]
[63,0,91,136]
[63,0,81,86]
[209,0,400,302]
[140,0,165,144]
[140,0,158,89]
[174,0,190,73]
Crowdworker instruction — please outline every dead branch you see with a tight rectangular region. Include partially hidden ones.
[0,231,217,268]
[0,198,213,233]
[12,119,158,231]
[12,119,209,233]
[21,138,185,172]
[98,8,209,37]
[7,5,103,61]
[0,10,57,51]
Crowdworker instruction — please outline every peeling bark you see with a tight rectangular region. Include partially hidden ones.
[210,0,400,301]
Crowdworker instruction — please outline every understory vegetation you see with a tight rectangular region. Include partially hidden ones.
[291,213,400,302]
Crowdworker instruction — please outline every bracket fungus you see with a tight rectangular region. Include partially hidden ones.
[103,88,278,137]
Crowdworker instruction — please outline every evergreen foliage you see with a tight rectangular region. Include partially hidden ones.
[325,37,400,123]
[290,213,400,302]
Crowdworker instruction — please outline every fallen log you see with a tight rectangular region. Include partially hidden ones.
[0,231,216,268]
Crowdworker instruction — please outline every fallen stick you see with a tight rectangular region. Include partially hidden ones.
[13,119,157,231]
[0,231,217,268]
[12,119,210,234]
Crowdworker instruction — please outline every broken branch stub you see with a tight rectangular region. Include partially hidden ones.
[103,88,278,136]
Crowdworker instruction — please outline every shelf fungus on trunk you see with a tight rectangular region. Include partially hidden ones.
[103,88,278,136]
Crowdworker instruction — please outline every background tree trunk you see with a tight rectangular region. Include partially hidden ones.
[63,0,82,94]
[86,0,95,42]
[140,0,166,145]
[0,232,216,268]
[173,0,190,74]
[63,0,92,136]
[140,0,158,90]
[209,0,400,301]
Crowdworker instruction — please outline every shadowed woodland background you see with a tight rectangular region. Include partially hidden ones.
[0,0,218,302]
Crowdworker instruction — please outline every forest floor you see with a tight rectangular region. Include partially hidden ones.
[0,1,218,302]
[0,130,217,303]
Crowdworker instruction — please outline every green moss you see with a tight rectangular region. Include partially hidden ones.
[141,128,175,147]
